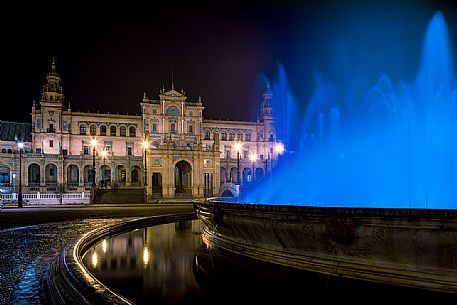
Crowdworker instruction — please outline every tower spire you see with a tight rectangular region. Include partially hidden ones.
[51,57,57,74]
[171,65,174,90]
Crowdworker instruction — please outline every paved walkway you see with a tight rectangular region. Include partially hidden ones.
[0,203,195,305]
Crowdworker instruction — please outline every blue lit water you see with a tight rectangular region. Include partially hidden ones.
[243,11,457,209]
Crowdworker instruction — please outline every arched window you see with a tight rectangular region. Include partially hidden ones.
[120,126,127,137]
[90,124,97,136]
[204,130,210,140]
[170,122,176,133]
[166,106,180,116]
[229,131,235,141]
[129,126,136,137]
[1,148,6,153]
[100,125,107,136]
[221,131,227,141]
[110,126,116,136]
[246,132,251,141]
[237,131,243,141]
[80,124,87,135]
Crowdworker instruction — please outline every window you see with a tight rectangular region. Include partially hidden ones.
[221,131,227,141]
[127,147,132,156]
[188,125,193,134]
[152,123,157,133]
[243,150,248,159]
[204,130,210,140]
[1,149,5,153]
[269,133,274,142]
[166,106,180,115]
[49,124,55,133]
[90,125,96,136]
[83,146,89,155]
[63,121,68,130]
[229,131,235,141]
[260,154,264,160]
[120,126,127,137]
[246,132,251,141]
[129,126,136,137]
[50,140,54,148]
[80,124,87,135]
[110,126,116,136]
[100,126,107,136]
[37,119,41,129]
[237,132,243,141]
[170,122,176,133]
[36,148,41,154]
[258,132,263,141]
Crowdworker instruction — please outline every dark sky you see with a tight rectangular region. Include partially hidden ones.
[2,0,457,123]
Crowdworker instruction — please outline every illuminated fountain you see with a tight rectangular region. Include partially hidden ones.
[194,11,457,293]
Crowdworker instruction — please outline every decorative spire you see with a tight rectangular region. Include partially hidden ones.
[143,92,147,99]
[32,99,36,107]
[51,57,57,75]
[171,65,174,90]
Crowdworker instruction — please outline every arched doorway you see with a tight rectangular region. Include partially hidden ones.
[100,165,111,188]
[242,167,252,184]
[175,160,192,198]
[67,164,79,189]
[45,164,58,191]
[28,163,40,189]
[131,165,141,186]
[84,165,93,188]
[151,172,162,198]
[221,190,234,197]
[255,167,264,182]
[116,165,126,187]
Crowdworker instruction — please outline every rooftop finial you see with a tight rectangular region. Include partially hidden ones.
[171,65,174,90]
[51,57,57,72]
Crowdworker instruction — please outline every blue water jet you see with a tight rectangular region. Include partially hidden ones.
[242,11,457,209]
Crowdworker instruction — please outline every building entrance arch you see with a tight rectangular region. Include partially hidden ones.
[175,160,192,198]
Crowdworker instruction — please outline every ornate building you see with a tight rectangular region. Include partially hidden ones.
[0,58,282,200]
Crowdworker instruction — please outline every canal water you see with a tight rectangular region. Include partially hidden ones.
[82,219,457,304]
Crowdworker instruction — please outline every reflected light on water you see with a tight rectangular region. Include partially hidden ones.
[143,247,149,266]
[91,251,98,268]
[102,239,107,253]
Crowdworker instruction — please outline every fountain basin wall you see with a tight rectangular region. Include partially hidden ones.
[194,199,457,293]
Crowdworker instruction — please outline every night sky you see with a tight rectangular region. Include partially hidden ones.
[2,0,457,123]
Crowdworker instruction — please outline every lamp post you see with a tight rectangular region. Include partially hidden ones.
[143,139,149,203]
[235,143,241,185]
[17,142,24,208]
[100,150,107,187]
[90,138,97,204]
[249,154,257,184]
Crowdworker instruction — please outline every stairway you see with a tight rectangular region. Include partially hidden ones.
[93,188,145,204]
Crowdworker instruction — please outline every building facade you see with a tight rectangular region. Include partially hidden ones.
[0,59,282,200]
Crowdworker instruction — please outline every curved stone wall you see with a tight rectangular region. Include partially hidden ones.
[194,199,457,293]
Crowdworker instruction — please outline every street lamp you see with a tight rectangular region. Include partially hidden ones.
[17,142,24,208]
[143,139,149,203]
[100,150,107,187]
[275,142,285,169]
[235,142,241,185]
[90,138,97,204]
[249,153,257,184]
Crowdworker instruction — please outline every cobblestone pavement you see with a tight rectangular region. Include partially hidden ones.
[0,204,194,305]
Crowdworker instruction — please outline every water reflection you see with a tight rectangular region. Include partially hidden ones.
[83,220,457,305]
[82,220,204,304]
